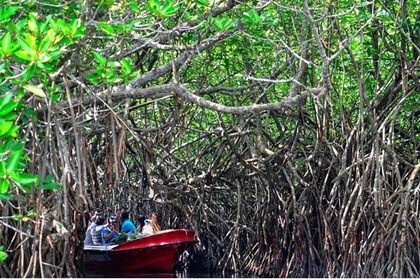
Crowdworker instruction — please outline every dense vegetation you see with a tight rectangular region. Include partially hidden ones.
[0,0,419,277]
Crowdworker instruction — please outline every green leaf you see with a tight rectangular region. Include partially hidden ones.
[1,33,13,55]
[97,23,116,36]
[28,14,38,34]
[0,193,11,200]
[85,73,101,84]
[129,2,140,12]
[147,0,162,15]
[162,0,179,17]
[0,161,5,174]
[23,84,46,98]
[0,102,18,117]
[16,35,33,53]
[0,121,13,136]
[70,18,80,35]
[10,142,24,151]
[0,251,7,262]
[41,182,62,190]
[20,64,37,82]
[121,58,133,74]
[243,10,261,25]
[27,209,36,217]
[2,113,18,121]
[15,50,35,61]
[0,179,9,194]
[196,0,208,5]
[1,6,20,21]
[214,18,234,31]
[11,172,39,186]
[0,62,6,72]
[92,51,106,66]
[15,50,34,61]
[1,124,19,138]
[12,214,23,221]
[0,93,14,110]
[6,150,22,174]
[39,30,55,53]
[163,6,179,17]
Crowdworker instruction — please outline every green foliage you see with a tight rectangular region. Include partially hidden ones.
[213,17,235,31]
[147,0,180,19]
[0,3,76,201]
[0,246,7,263]
[242,9,273,27]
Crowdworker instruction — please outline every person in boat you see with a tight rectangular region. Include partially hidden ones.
[120,210,136,233]
[102,215,120,244]
[136,215,146,232]
[136,215,151,234]
[142,218,154,234]
[91,215,107,245]
[114,205,127,232]
[136,214,154,235]
[84,210,100,245]
[150,212,161,232]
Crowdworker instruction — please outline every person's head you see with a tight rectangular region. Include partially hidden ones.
[151,212,158,221]
[108,215,116,224]
[95,216,106,226]
[137,215,146,227]
[121,211,129,222]
[108,215,118,229]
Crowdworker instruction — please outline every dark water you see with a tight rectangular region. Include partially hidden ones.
[84,267,252,278]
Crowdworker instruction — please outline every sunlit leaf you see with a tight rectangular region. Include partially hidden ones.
[27,209,36,217]
[6,150,22,174]
[1,6,20,21]
[39,30,55,53]
[2,125,19,138]
[12,214,23,221]
[92,51,106,66]
[15,50,34,61]
[1,33,13,55]
[0,121,13,136]
[0,251,7,262]
[16,35,33,53]
[28,14,38,34]
[0,94,14,111]
[0,102,18,117]
[11,172,39,186]
[97,23,116,36]
[0,179,9,194]
[23,84,46,98]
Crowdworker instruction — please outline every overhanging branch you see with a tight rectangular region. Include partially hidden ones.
[37,82,322,116]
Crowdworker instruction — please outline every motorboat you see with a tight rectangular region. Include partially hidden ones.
[83,229,198,274]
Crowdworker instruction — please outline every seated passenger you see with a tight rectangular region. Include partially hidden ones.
[120,211,136,233]
[114,205,127,232]
[136,215,153,235]
[84,210,100,245]
[142,218,154,234]
[150,212,161,232]
[91,216,107,245]
[102,216,120,244]
[136,215,146,233]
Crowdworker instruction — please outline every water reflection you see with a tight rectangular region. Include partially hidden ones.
[84,271,176,278]
[84,268,251,278]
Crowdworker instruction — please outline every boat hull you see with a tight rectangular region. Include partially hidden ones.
[83,229,198,274]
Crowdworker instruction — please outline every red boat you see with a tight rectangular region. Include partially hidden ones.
[83,229,198,275]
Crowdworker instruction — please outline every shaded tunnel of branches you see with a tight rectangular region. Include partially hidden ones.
[0,0,419,278]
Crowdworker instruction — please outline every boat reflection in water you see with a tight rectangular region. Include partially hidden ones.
[83,229,198,278]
